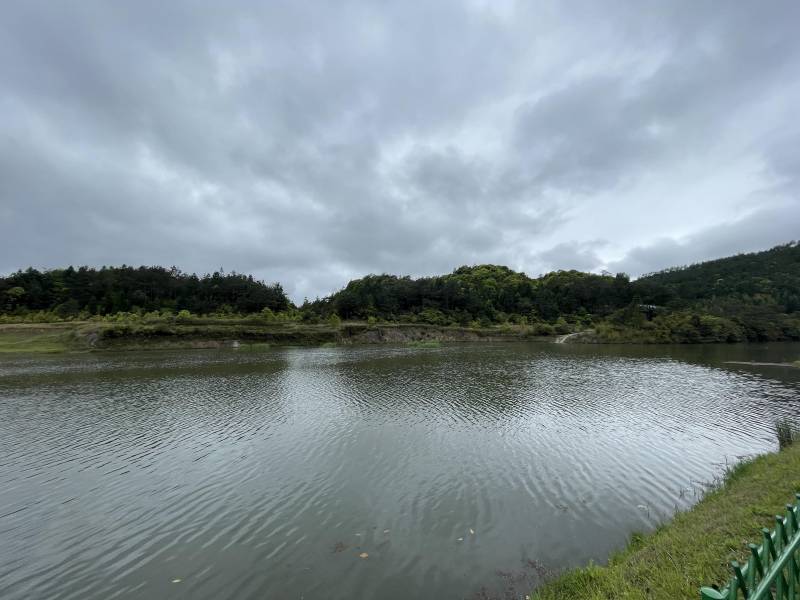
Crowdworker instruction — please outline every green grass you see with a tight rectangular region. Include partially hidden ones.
[531,444,800,600]
[408,340,442,348]
[0,325,75,353]
[0,318,536,354]
[238,342,272,351]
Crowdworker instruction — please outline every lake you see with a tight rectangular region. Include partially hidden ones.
[1,342,799,599]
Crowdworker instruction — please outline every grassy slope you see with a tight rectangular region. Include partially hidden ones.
[0,324,77,353]
[0,320,537,353]
[0,321,340,352]
[532,444,800,600]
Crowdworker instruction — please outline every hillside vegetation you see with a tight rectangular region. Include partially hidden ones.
[307,242,800,342]
[2,242,799,344]
[0,266,289,317]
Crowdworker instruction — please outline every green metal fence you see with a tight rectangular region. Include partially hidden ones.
[700,493,800,599]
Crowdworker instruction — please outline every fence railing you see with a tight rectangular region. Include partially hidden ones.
[700,493,800,599]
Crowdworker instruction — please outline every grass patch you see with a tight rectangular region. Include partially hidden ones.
[0,325,74,353]
[531,444,800,600]
[776,418,800,450]
[0,319,542,353]
[408,340,442,348]
[238,342,272,352]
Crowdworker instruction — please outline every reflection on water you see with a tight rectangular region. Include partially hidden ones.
[1,342,799,599]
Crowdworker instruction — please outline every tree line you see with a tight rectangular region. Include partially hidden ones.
[304,242,800,341]
[0,266,289,317]
[2,242,799,342]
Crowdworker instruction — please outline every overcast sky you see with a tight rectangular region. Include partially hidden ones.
[1,2,798,301]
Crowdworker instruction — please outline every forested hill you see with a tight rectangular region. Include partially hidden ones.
[309,242,800,342]
[0,266,290,317]
[635,242,800,310]
[315,242,799,318]
[320,266,632,324]
[1,242,799,343]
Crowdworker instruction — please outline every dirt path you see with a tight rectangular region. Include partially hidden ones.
[555,331,584,344]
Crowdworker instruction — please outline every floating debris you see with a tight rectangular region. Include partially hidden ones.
[457,537,464,542]
[469,528,475,535]
[171,579,182,583]
[359,552,369,559]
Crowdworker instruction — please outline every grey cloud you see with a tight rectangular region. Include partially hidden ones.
[535,241,609,275]
[513,76,660,192]
[609,204,800,277]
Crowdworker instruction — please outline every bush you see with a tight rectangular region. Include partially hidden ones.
[55,299,81,319]
[531,322,555,336]
[418,308,447,325]
[776,419,799,450]
[554,317,571,335]
[301,311,320,324]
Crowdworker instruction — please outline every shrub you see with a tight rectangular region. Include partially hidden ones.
[418,308,447,325]
[301,311,320,324]
[776,418,799,450]
[531,322,555,336]
[554,317,571,335]
[55,299,81,319]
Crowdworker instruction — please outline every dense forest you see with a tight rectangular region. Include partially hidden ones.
[0,266,290,317]
[306,242,800,342]
[2,242,799,343]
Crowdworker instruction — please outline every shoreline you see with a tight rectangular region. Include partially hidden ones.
[0,321,551,354]
[531,443,800,599]
[1,320,799,355]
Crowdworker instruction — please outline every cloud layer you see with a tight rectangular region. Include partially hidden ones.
[1,1,798,301]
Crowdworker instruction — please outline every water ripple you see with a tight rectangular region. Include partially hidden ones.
[0,343,798,599]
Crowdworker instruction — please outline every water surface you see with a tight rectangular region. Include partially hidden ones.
[1,342,799,599]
